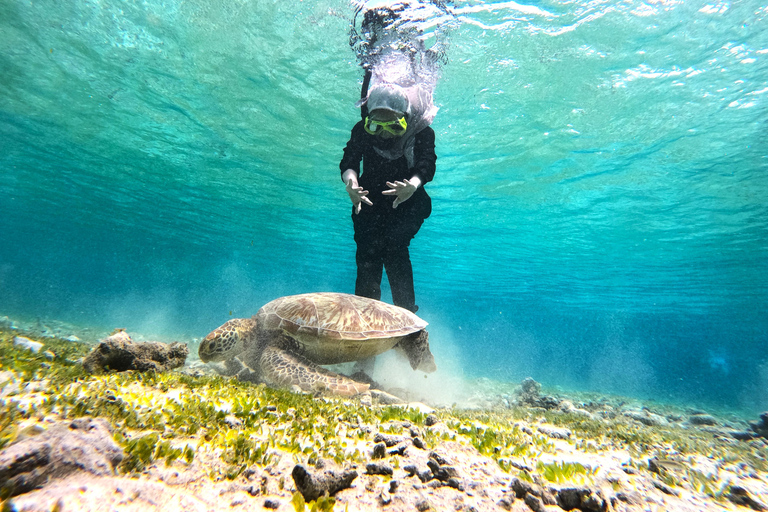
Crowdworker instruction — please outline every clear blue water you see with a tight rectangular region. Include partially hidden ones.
[1,0,766,413]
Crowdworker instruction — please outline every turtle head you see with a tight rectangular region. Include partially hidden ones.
[199,318,257,363]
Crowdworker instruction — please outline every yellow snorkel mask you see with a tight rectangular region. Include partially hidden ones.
[363,115,408,136]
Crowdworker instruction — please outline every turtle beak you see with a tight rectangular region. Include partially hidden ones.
[199,330,230,363]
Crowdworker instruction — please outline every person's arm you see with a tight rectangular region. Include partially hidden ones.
[382,127,436,208]
[410,126,437,185]
[340,123,372,214]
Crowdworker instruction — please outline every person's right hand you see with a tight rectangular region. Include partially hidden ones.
[346,182,372,214]
[344,170,373,214]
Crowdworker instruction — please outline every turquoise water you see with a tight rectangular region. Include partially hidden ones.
[1,0,766,412]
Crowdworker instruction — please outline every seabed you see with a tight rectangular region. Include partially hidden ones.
[0,317,766,512]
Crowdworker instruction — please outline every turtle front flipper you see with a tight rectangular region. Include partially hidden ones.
[259,346,370,396]
[226,356,260,384]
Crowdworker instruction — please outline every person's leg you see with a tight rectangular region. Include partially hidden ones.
[383,245,418,313]
[383,209,426,313]
[352,218,386,380]
[353,212,386,301]
[355,242,384,301]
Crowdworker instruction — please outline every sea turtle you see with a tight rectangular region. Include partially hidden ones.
[198,292,436,396]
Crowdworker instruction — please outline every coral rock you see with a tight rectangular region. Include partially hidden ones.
[537,424,572,440]
[13,336,44,354]
[509,477,534,499]
[749,412,768,439]
[524,493,545,512]
[556,487,607,512]
[520,377,541,396]
[291,463,357,502]
[371,442,387,459]
[366,462,393,476]
[374,432,404,447]
[728,485,767,511]
[688,414,719,426]
[415,499,432,511]
[0,417,123,497]
[263,498,280,509]
[403,464,418,476]
[623,409,668,426]
[417,469,433,483]
[615,491,643,505]
[509,477,556,505]
[83,331,188,373]
[731,430,757,441]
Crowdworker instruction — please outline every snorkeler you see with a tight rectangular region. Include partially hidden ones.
[340,3,445,314]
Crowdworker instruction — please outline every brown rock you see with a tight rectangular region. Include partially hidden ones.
[556,487,607,512]
[688,414,719,426]
[366,462,393,476]
[8,474,208,512]
[371,442,387,459]
[728,485,767,511]
[0,418,123,497]
[373,432,404,447]
[83,331,188,374]
[291,463,357,502]
[524,493,545,512]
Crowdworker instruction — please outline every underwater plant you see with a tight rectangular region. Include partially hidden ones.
[291,491,338,512]
[537,460,598,484]
[1,325,767,512]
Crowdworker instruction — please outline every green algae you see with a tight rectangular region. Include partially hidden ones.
[445,406,768,477]
[2,325,767,503]
[537,460,596,484]
[119,432,161,473]
[451,418,532,458]
[291,491,337,512]
[0,329,89,384]
[0,327,431,480]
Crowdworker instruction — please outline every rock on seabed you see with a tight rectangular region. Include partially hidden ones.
[0,418,123,497]
[82,330,188,373]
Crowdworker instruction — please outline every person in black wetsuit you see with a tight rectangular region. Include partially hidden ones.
[340,3,445,316]
[340,84,436,314]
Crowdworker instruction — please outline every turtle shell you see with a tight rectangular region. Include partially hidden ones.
[254,292,428,365]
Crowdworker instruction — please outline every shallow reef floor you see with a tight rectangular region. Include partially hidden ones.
[1,321,767,512]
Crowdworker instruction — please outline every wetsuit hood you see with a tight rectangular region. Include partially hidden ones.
[364,84,410,116]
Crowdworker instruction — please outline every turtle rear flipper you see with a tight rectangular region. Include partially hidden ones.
[395,330,436,373]
[259,346,370,396]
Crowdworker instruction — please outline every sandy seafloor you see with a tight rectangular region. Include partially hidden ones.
[1,313,767,512]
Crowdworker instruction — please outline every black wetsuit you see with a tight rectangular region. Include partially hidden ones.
[339,122,436,313]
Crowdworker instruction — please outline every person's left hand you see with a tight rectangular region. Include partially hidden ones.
[383,179,419,208]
